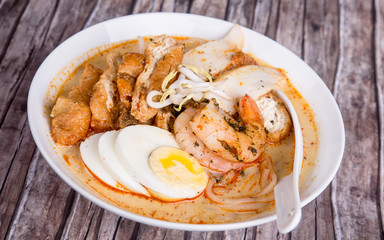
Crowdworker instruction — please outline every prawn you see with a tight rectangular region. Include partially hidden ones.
[174,108,251,172]
[190,94,266,163]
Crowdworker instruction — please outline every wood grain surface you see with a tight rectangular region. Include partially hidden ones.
[0,0,382,239]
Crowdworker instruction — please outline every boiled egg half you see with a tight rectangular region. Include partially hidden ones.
[115,125,208,201]
[80,125,208,201]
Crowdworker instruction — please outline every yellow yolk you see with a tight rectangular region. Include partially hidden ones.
[149,147,208,193]
[159,153,196,174]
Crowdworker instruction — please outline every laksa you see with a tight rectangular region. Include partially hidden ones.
[49,25,318,224]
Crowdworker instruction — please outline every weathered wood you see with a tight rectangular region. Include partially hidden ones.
[332,0,382,239]
[303,0,339,239]
[374,0,384,234]
[252,0,280,37]
[5,154,73,239]
[0,0,29,62]
[189,231,224,240]
[114,218,139,239]
[226,0,256,28]
[135,225,167,240]
[0,0,57,124]
[255,222,288,240]
[190,0,227,19]
[60,193,96,239]
[0,0,383,238]
[0,123,36,239]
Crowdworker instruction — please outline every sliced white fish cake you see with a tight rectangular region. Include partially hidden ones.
[182,24,244,77]
[204,65,285,114]
[98,130,150,196]
[80,133,126,191]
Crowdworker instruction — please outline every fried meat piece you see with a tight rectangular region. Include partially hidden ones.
[218,52,258,77]
[131,36,185,122]
[69,64,103,104]
[116,102,139,128]
[51,64,102,145]
[90,52,122,132]
[228,52,257,69]
[51,98,91,145]
[256,91,292,143]
[116,53,145,128]
[154,108,175,131]
[116,53,145,109]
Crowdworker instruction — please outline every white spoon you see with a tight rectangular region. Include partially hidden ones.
[272,89,304,233]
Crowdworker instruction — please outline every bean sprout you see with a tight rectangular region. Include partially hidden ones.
[146,64,232,111]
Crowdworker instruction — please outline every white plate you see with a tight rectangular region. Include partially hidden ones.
[27,13,345,231]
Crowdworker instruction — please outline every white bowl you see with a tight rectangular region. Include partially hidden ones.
[27,13,345,231]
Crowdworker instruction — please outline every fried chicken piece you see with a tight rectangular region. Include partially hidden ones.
[116,102,139,128]
[51,64,102,145]
[116,53,145,129]
[116,53,145,109]
[51,98,91,145]
[131,36,185,122]
[256,91,292,143]
[154,108,175,132]
[90,52,122,132]
[69,64,104,104]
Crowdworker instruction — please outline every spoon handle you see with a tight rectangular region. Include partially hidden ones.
[273,89,304,233]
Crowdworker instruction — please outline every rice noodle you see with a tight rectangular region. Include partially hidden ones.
[205,156,277,212]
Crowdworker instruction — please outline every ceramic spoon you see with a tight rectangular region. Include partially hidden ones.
[272,89,304,233]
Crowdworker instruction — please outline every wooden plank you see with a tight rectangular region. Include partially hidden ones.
[135,225,167,240]
[114,218,139,239]
[331,0,382,238]
[223,228,247,239]
[275,0,305,57]
[5,154,73,239]
[252,0,280,39]
[95,210,120,239]
[0,0,29,62]
[303,0,339,239]
[189,231,224,240]
[84,0,134,28]
[60,193,96,240]
[0,123,36,239]
[255,222,287,240]
[374,0,384,234]
[132,0,163,13]
[0,0,116,238]
[0,0,58,186]
[189,0,227,19]
[304,0,339,89]
[0,0,58,124]
[0,0,62,237]
[226,0,256,28]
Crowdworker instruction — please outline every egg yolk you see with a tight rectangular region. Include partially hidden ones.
[159,153,197,174]
[149,147,208,191]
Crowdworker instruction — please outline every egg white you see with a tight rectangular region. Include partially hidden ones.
[80,133,126,191]
[115,125,204,201]
[98,130,150,196]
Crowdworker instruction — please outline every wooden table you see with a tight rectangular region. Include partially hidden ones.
[0,0,383,239]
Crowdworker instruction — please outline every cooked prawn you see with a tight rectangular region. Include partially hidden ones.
[174,108,251,172]
[190,95,266,163]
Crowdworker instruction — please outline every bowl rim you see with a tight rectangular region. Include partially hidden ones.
[27,12,345,231]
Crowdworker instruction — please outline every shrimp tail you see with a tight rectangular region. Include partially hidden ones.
[238,94,264,126]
